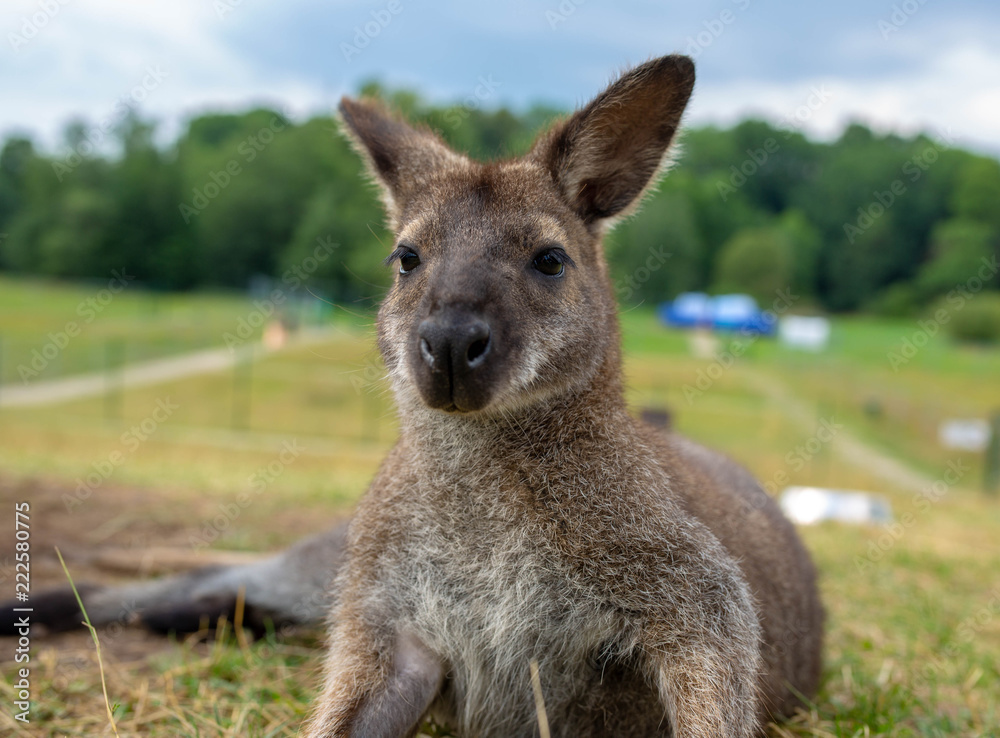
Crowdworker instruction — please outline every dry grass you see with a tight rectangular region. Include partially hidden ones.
[1,308,998,736]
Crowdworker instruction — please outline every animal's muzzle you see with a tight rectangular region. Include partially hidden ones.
[415,313,492,411]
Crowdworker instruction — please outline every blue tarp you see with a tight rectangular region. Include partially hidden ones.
[658,292,776,335]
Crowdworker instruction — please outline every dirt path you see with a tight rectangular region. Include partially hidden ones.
[742,368,936,493]
[0,328,338,409]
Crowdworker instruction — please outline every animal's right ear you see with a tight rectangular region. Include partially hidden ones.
[530,55,696,229]
[338,97,466,227]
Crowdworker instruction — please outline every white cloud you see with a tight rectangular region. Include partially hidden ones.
[0,0,334,148]
[1,1,998,158]
[689,38,1000,154]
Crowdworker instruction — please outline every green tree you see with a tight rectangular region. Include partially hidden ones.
[281,183,390,303]
[0,138,35,234]
[711,226,794,303]
[0,84,996,319]
[37,188,117,277]
[916,219,998,297]
[947,293,1000,343]
[950,157,1000,232]
[607,188,702,305]
[775,209,821,298]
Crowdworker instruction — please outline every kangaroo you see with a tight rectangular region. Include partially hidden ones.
[3,55,823,737]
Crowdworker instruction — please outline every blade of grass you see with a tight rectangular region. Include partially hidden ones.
[234,584,250,653]
[529,659,551,738]
[55,546,121,738]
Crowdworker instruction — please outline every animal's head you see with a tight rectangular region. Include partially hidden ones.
[340,55,695,416]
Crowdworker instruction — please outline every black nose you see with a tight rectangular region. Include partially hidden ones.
[418,316,491,374]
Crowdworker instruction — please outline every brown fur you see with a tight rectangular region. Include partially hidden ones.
[305,55,823,737]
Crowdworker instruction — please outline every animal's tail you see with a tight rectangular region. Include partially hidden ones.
[0,522,348,635]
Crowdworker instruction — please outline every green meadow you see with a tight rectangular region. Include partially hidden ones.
[1,278,998,737]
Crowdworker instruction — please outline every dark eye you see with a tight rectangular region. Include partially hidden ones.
[532,249,565,277]
[399,249,421,274]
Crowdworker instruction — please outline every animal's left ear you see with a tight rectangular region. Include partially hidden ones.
[339,97,467,227]
[531,55,695,227]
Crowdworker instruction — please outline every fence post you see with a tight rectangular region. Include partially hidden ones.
[985,411,1000,497]
[104,338,124,423]
[232,346,253,430]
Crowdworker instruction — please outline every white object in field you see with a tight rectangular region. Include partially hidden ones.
[938,419,991,452]
[688,328,720,358]
[779,486,893,525]
[778,315,830,351]
[263,319,289,350]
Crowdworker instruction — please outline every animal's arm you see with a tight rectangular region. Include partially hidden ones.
[587,500,765,738]
[640,560,764,738]
[651,639,762,738]
[303,461,442,738]
[303,602,443,738]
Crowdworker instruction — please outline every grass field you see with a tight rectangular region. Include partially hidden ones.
[1,278,999,737]
[0,275,340,386]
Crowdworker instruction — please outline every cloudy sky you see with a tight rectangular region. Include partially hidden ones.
[3,0,999,156]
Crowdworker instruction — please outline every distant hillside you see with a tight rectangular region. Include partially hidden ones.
[1,85,997,313]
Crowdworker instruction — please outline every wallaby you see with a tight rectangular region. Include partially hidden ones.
[3,55,823,737]
[300,53,823,738]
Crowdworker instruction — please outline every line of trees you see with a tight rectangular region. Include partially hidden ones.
[1,83,998,315]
